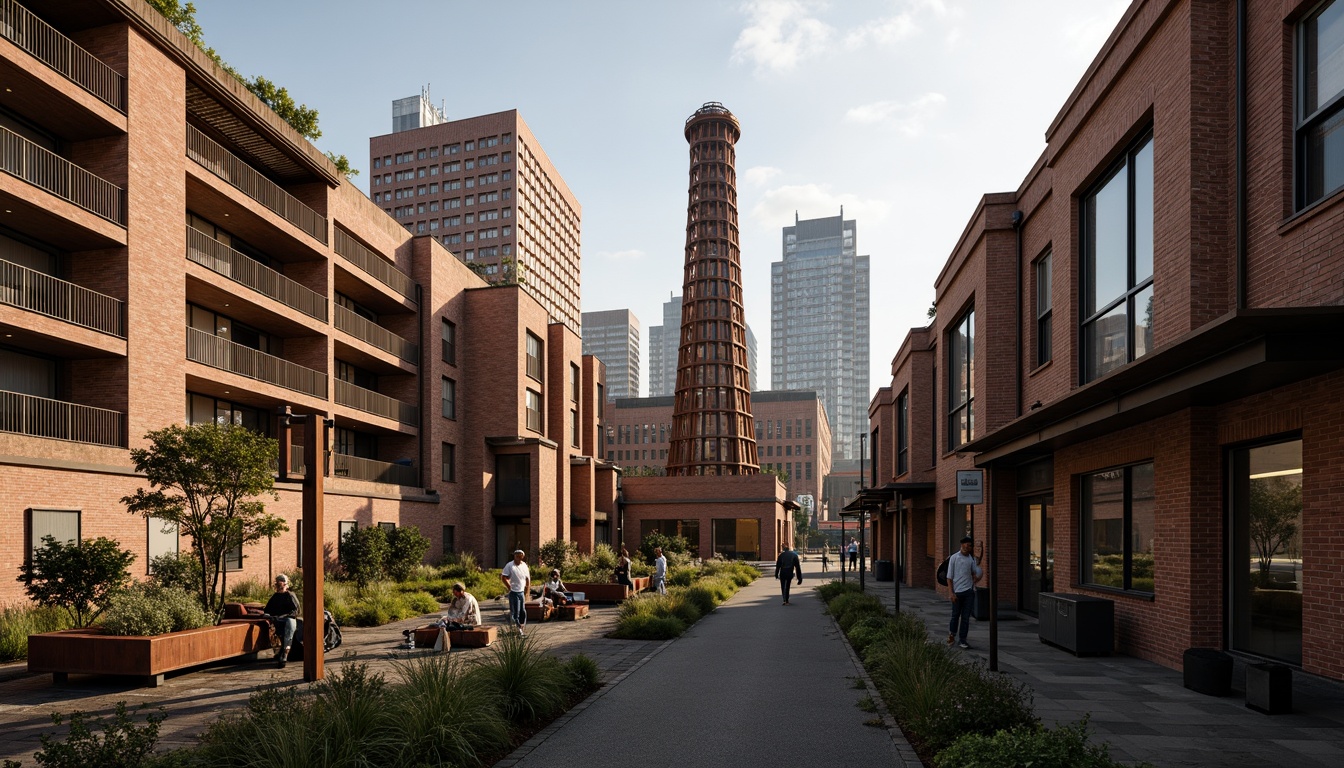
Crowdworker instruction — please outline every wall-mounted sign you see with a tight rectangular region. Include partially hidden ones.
[956,469,984,505]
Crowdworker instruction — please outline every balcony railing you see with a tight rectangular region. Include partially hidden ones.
[334,304,418,363]
[0,0,126,112]
[0,125,125,225]
[0,258,124,336]
[333,228,416,302]
[335,379,418,425]
[186,326,327,398]
[185,124,327,245]
[333,453,418,486]
[0,389,125,447]
[186,227,327,321]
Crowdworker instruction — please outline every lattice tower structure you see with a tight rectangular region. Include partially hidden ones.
[666,103,759,476]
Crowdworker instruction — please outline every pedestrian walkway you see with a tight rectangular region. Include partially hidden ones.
[846,575,1344,767]
[503,563,913,767]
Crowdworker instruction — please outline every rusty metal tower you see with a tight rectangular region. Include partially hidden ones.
[666,102,759,476]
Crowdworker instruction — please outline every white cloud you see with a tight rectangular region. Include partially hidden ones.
[595,249,646,262]
[1061,1,1130,57]
[843,12,916,48]
[731,0,835,75]
[748,183,893,229]
[742,165,785,187]
[844,93,946,136]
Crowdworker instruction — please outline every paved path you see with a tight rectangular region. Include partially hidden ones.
[503,565,915,767]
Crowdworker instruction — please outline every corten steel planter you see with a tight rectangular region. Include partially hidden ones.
[563,578,649,604]
[1183,647,1234,696]
[28,620,271,687]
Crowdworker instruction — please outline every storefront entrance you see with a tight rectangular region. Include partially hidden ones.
[1019,496,1054,616]
[1230,438,1303,665]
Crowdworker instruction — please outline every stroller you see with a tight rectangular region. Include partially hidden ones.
[265,610,342,659]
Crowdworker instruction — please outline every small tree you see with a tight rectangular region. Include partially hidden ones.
[18,536,135,628]
[122,423,282,616]
[539,538,578,572]
[639,531,691,565]
[339,525,389,592]
[1250,476,1301,586]
[385,525,431,582]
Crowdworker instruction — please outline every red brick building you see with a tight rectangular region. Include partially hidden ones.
[869,0,1344,682]
[0,0,616,606]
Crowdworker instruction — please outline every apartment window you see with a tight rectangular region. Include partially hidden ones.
[526,389,543,432]
[338,521,357,563]
[596,384,604,416]
[526,332,543,380]
[1081,462,1155,594]
[442,525,455,557]
[947,307,974,451]
[570,363,580,401]
[570,410,579,447]
[1299,1,1344,208]
[1081,132,1153,382]
[442,442,456,482]
[441,318,456,364]
[496,454,530,506]
[441,377,456,420]
[1035,251,1053,366]
[28,508,80,554]
[896,390,909,476]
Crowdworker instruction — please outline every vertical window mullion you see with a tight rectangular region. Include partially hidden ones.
[1122,466,1133,591]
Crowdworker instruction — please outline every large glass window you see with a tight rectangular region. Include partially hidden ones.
[1081,462,1155,593]
[1298,0,1344,208]
[947,308,974,450]
[1081,133,1153,382]
[496,454,530,507]
[1231,439,1303,664]
[711,518,760,560]
[29,508,79,553]
[896,390,909,476]
[639,519,701,557]
[1035,251,1053,366]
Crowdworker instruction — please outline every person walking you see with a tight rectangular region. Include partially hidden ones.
[820,547,830,573]
[614,547,634,591]
[847,538,859,570]
[652,546,668,595]
[501,549,531,636]
[946,536,984,649]
[775,544,803,605]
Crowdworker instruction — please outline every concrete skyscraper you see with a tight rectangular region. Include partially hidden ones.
[667,103,758,476]
[648,294,756,397]
[771,211,870,461]
[580,309,640,399]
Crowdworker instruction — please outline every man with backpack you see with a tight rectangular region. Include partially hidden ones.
[945,536,983,649]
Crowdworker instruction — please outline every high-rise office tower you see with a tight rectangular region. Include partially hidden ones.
[667,103,758,476]
[370,106,582,331]
[771,211,870,461]
[581,309,640,399]
[648,294,755,397]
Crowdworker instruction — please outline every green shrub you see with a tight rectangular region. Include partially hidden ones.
[147,552,204,597]
[934,719,1144,768]
[562,653,601,695]
[0,605,72,662]
[846,615,889,656]
[405,591,441,615]
[102,585,210,637]
[638,530,691,566]
[815,580,862,603]
[339,525,389,591]
[390,654,510,766]
[683,583,719,615]
[475,632,569,723]
[668,566,697,587]
[19,535,135,628]
[27,701,164,768]
[221,576,269,604]
[609,614,686,640]
[590,543,618,570]
[829,592,886,632]
[385,525,431,582]
[539,538,579,572]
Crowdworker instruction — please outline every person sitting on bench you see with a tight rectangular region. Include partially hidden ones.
[443,582,481,628]
[541,569,571,607]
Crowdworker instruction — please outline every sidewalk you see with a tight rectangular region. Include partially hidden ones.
[504,563,917,767]
[846,574,1344,767]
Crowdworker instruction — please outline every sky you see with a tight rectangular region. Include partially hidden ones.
[195,0,1131,399]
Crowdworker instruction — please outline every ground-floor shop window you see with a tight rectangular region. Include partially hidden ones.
[1080,462,1154,593]
[1231,438,1302,665]
[639,519,700,556]
[711,518,760,560]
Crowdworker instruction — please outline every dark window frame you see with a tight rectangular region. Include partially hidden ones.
[441,377,456,420]
[441,318,456,365]
[1035,250,1053,366]
[896,390,909,476]
[526,331,543,381]
[442,441,456,483]
[1297,0,1344,209]
[525,388,542,432]
[1080,461,1156,596]
[947,307,974,451]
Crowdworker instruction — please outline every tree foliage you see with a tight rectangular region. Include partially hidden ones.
[122,423,282,616]
[339,525,389,592]
[1249,476,1301,585]
[385,525,431,582]
[30,701,165,768]
[639,531,691,566]
[17,536,135,628]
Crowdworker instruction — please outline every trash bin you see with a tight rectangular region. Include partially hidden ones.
[973,586,990,620]
[874,560,894,582]
[1038,593,1113,655]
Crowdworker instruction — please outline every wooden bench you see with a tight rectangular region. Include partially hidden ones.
[556,601,590,621]
[563,579,649,604]
[29,622,271,687]
[412,626,450,651]
[524,601,555,622]
[448,625,497,647]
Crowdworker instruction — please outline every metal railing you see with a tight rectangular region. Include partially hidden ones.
[0,0,126,111]
[333,453,418,486]
[185,227,327,321]
[0,258,124,336]
[185,326,327,398]
[333,228,416,302]
[185,124,327,245]
[334,304,419,363]
[335,379,418,425]
[0,389,125,447]
[0,125,125,225]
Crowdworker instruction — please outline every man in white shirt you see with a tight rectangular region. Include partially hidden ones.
[501,549,531,636]
[946,536,984,649]
[444,582,481,628]
[652,547,668,595]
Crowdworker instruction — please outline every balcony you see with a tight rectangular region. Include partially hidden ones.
[185,124,327,245]
[0,0,126,112]
[186,326,326,398]
[186,227,327,322]
[333,453,417,486]
[0,389,125,447]
[334,304,418,364]
[335,379,418,426]
[333,228,416,303]
[0,125,124,225]
[0,258,124,336]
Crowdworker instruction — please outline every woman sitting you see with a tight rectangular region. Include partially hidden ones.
[541,569,571,607]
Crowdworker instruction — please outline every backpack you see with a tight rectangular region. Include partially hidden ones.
[936,556,950,586]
